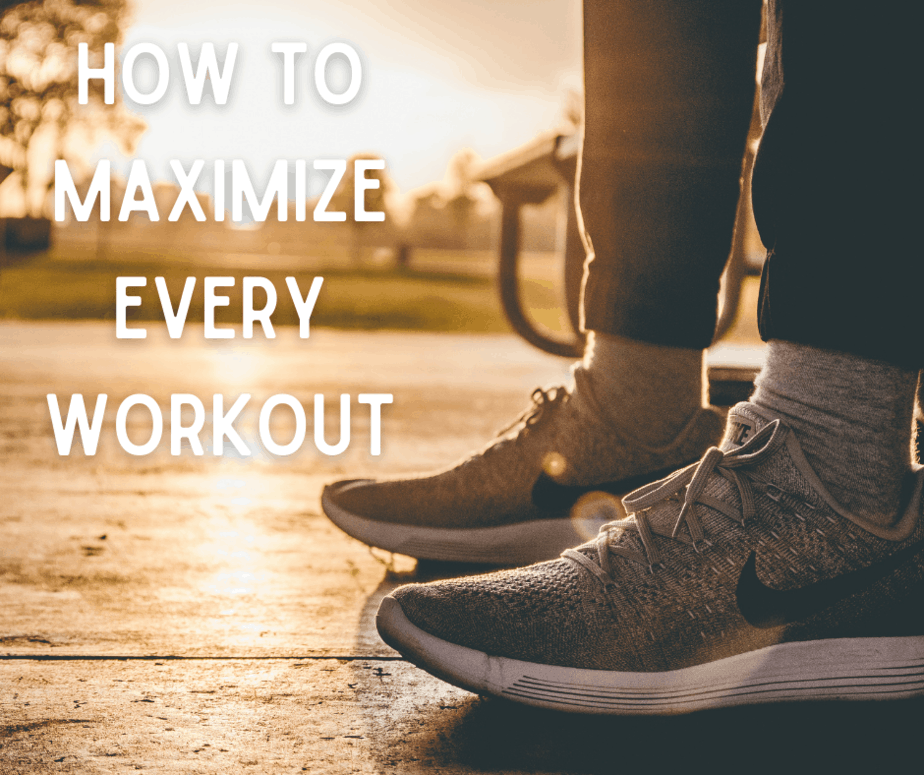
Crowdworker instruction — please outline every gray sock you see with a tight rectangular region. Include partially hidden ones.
[752,340,918,527]
[576,332,706,446]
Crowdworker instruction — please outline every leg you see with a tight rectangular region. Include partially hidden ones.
[580,0,760,348]
[377,2,924,712]
[321,0,762,565]
[577,0,761,450]
[753,1,922,370]
[749,0,922,525]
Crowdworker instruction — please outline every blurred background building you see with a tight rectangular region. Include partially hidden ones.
[1,0,762,342]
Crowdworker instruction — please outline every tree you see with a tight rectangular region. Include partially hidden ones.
[0,0,143,216]
[328,152,395,264]
[442,148,481,247]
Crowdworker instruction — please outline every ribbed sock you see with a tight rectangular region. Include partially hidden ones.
[751,340,918,527]
[575,332,707,447]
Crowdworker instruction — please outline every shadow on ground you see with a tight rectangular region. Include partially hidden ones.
[380,693,924,773]
[354,560,923,773]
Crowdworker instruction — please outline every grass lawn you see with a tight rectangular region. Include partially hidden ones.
[0,248,571,335]
[0,246,761,342]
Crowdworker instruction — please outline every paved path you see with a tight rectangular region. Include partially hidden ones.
[1,322,917,774]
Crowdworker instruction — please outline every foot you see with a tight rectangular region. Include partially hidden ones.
[322,371,724,564]
[376,403,924,714]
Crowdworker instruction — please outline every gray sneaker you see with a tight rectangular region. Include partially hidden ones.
[322,371,724,565]
[376,403,924,714]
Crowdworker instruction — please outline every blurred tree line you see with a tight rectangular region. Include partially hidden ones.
[1,0,143,217]
[1,2,560,263]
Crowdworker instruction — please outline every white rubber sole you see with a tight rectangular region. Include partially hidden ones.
[322,483,608,564]
[377,596,924,715]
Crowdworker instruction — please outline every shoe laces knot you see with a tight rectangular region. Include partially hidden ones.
[564,421,781,586]
[498,386,567,440]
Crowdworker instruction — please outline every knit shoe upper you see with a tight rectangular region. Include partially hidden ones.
[386,404,924,674]
[323,371,725,533]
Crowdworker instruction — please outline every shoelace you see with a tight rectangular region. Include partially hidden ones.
[564,421,782,586]
[495,386,567,443]
[463,386,567,470]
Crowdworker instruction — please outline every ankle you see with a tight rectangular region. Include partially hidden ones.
[578,332,706,446]
[752,341,917,527]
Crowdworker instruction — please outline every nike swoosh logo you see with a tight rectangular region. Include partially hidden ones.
[531,462,695,513]
[736,539,924,629]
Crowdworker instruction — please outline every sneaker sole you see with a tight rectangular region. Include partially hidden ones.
[322,483,606,564]
[377,596,924,715]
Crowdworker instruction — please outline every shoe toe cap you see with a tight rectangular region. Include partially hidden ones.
[384,564,604,665]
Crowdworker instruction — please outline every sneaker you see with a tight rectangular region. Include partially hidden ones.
[322,371,724,565]
[376,403,924,714]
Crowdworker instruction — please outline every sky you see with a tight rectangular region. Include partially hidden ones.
[110,0,583,195]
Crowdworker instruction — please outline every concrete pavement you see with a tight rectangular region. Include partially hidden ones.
[1,322,919,774]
